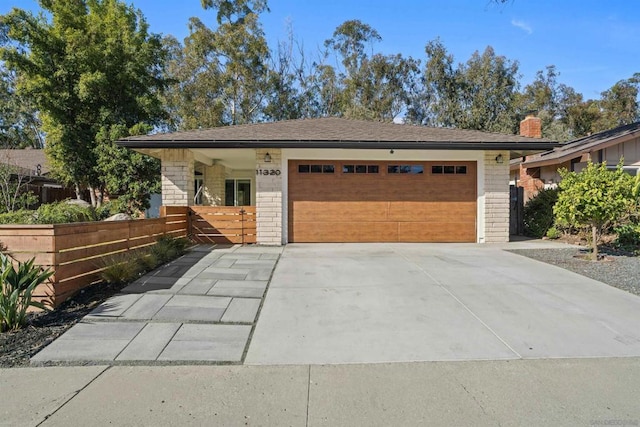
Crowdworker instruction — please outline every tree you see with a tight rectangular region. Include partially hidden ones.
[0,66,43,149]
[201,0,268,25]
[554,161,635,260]
[0,151,37,213]
[1,0,167,210]
[516,65,578,141]
[410,39,519,132]
[323,20,419,121]
[165,0,270,128]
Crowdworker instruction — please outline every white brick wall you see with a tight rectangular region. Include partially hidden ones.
[161,149,194,206]
[483,150,510,243]
[256,148,283,245]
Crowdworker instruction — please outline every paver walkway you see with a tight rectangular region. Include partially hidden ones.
[31,245,282,365]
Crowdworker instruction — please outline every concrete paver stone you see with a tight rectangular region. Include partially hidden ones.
[221,298,262,323]
[116,323,181,361]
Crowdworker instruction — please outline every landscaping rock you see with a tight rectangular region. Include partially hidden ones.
[104,213,133,221]
[65,198,92,208]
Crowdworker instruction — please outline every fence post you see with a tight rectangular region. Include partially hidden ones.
[240,208,246,245]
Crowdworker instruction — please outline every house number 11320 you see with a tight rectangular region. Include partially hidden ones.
[256,169,281,176]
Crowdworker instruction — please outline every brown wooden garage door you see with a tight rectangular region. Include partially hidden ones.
[288,160,477,243]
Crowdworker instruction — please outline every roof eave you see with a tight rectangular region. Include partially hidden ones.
[118,139,559,151]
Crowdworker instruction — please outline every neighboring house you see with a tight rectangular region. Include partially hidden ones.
[0,148,76,205]
[118,116,556,244]
[511,122,640,200]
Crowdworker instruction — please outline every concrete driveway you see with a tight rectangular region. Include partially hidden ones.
[246,242,640,365]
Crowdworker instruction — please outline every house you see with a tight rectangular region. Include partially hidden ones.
[511,121,640,200]
[0,148,76,206]
[117,117,556,245]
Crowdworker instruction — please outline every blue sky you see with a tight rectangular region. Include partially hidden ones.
[2,0,639,99]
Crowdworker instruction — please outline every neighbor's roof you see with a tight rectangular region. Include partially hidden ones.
[0,149,50,176]
[519,121,640,168]
[118,117,557,152]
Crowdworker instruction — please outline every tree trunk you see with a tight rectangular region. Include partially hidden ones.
[591,224,598,261]
[74,183,82,200]
[88,185,97,207]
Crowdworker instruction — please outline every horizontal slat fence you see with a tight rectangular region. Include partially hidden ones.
[0,206,188,307]
[190,206,256,244]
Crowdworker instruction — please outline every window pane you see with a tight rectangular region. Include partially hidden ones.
[456,165,467,174]
[310,165,322,173]
[355,165,367,173]
[388,165,399,174]
[298,165,310,173]
[400,165,411,173]
[410,165,424,174]
[444,166,455,174]
[323,165,335,173]
[343,165,354,173]
[237,180,251,206]
[432,165,443,174]
[225,180,235,206]
[367,165,379,173]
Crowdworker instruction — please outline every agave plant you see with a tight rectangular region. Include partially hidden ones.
[0,253,54,332]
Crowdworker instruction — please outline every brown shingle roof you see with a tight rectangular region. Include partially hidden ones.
[521,121,640,167]
[119,117,557,151]
[0,149,50,176]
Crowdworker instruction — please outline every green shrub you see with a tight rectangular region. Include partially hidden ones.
[614,223,640,250]
[0,253,53,332]
[545,226,560,240]
[138,251,160,272]
[33,201,97,224]
[99,252,142,285]
[95,202,117,220]
[0,209,36,224]
[523,188,559,238]
[151,236,188,264]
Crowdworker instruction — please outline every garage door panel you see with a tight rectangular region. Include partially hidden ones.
[288,160,477,243]
[294,222,398,243]
[398,222,476,243]
[290,201,390,222]
[388,201,476,222]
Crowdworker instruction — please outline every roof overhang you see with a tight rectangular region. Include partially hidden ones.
[118,139,559,158]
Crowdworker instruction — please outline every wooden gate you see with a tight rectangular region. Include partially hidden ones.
[189,206,256,244]
[509,185,524,235]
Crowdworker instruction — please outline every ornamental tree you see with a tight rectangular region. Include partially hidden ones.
[554,161,635,260]
[1,0,167,208]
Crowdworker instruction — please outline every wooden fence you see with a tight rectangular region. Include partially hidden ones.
[0,206,188,307]
[190,206,257,244]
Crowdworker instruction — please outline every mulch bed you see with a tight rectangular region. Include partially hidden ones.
[0,281,127,368]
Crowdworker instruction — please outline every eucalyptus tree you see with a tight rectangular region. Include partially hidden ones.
[166,0,271,129]
[409,39,519,132]
[323,20,420,121]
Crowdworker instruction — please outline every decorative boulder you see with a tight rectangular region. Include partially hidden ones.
[104,213,132,221]
[65,198,92,208]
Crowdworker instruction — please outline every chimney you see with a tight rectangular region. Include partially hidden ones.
[520,113,542,138]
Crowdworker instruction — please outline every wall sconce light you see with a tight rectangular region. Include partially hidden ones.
[389,149,395,154]
[264,152,271,163]
[495,154,504,164]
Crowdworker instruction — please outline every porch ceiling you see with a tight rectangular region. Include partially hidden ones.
[192,148,256,170]
[134,148,256,171]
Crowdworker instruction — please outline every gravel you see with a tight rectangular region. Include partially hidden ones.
[508,247,640,297]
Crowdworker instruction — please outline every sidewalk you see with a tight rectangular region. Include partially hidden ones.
[3,358,640,426]
[31,244,283,365]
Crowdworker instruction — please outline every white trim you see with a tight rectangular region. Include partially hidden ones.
[281,148,486,243]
